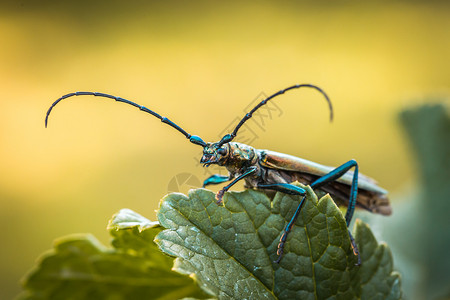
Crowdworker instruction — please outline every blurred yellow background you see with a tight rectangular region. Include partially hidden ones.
[0,1,448,298]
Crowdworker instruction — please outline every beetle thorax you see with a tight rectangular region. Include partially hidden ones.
[224,142,259,172]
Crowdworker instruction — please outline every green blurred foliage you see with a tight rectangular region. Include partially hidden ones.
[1,1,449,298]
[400,103,450,299]
[363,102,450,299]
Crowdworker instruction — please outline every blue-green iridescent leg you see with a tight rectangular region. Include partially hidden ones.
[310,159,361,265]
[257,183,307,263]
[202,174,230,188]
[215,167,257,204]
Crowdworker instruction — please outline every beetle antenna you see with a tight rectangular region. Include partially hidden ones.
[218,84,333,146]
[45,92,207,147]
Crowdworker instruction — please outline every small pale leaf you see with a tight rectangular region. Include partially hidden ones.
[20,210,210,300]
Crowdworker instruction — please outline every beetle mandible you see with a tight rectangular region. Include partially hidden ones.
[45,84,392,264]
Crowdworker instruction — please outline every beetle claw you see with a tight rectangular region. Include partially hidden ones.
[215,190,224,205]
[274,255,282,264]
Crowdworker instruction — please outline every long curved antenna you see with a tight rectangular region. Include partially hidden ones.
[45,92,207,147]
[218,84,333,146]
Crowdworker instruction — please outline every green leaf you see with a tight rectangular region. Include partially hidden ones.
[20,209,210,300]
[155,184,402,299]
[355,220,402,300]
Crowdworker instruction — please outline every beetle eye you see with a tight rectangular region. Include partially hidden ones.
[218,148,227,155]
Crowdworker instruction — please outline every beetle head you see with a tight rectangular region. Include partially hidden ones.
[200,142,229,167]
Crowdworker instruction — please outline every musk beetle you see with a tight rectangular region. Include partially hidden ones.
[45,84,391,264]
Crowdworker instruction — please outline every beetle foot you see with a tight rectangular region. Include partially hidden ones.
[273,231,288,263]
[215,190,224,205]
[274,243,284,264]
[349,230,361,266]
[352,246,361,266]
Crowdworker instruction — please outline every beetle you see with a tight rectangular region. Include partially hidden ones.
[45,84,391,264]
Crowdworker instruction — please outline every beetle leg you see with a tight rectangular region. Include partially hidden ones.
[310,159,358,226]
[310,159,361,265]
[215,167,257,205]
[257,183,307,264]
[202,174,231,188]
